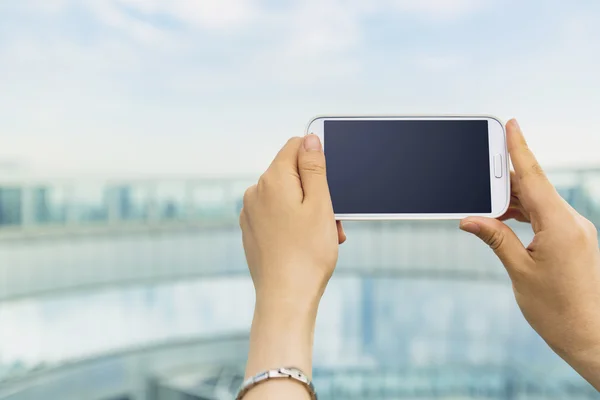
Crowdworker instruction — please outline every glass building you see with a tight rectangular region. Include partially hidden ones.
[0,169,599,399]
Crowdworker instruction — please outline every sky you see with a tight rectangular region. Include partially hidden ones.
[0,0,599,177]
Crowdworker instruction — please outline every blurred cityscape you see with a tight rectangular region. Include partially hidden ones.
[0,168,599,399]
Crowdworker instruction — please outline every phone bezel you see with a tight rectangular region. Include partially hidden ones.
[306,115,510,220]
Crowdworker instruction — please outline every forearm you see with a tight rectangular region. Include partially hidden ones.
[243,297,317,400]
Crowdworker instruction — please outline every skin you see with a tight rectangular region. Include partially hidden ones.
[239,120,600,399]
[239,134,344,399]
[460,119,600,389]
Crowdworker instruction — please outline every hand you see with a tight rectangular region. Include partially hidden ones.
[241,134,345,307]
[239,135,344,399]
[460,119,600,390]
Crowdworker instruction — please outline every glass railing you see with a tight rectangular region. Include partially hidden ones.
[0,178,255,229]
[1,168,599,399]
[1,169,599,229]
[1,278,597,398]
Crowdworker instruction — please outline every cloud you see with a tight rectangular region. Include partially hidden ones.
[24,0,261,31]
[2,0,599,175]
[1,0,490,88]
[414,54,468,72]
[81,0,263,50]
[13,0,71,14]
[86,0,174,45]
[390,0,490,20]
[116,0,260,30]
[244,0,366,84]
[560,13,600,53]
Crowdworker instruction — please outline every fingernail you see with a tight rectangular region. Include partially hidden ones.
[460,221,481,235]
[304,134,322,151]
[511,119,520,130]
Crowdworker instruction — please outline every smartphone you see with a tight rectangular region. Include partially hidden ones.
[306,115,510,220]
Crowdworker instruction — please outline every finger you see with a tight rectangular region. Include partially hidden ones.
[298,134,330,204]
[509,170,521,198]
[337,221,347,244]
[239,208,246,228]
[242,184,257,211]
[499,171,531,223]
[240,184,257,229]
[498,208,530,223]
[269,137,304,171]
[460,217,533,278]
[506,119,562,214]
[262,137,304,202]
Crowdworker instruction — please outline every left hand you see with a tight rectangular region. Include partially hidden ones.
[240,135,345,396]
[240,134,345,311]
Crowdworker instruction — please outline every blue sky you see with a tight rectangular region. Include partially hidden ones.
[0,0,599,176]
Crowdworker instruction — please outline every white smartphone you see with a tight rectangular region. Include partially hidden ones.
[306,115,510,220]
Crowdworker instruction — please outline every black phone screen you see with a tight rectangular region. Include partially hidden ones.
[324,120,492,214]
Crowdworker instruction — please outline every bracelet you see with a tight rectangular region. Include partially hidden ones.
[236,367,317,400]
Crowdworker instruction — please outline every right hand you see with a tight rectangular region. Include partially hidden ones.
[460,119,600,389]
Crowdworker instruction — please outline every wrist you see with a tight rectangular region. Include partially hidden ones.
[549,314,600,358]
[557,339,600,367]
[255,280,323,321]
[253,299,318,344]
[245,296,318,380]
[556,342,600,390]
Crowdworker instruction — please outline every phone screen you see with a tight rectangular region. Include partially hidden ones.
[324,120,492,214]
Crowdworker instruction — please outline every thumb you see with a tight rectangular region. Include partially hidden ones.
[460,217,532,276]
[298,134,330,204]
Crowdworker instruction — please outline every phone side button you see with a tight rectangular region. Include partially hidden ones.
[494,154,503,178]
